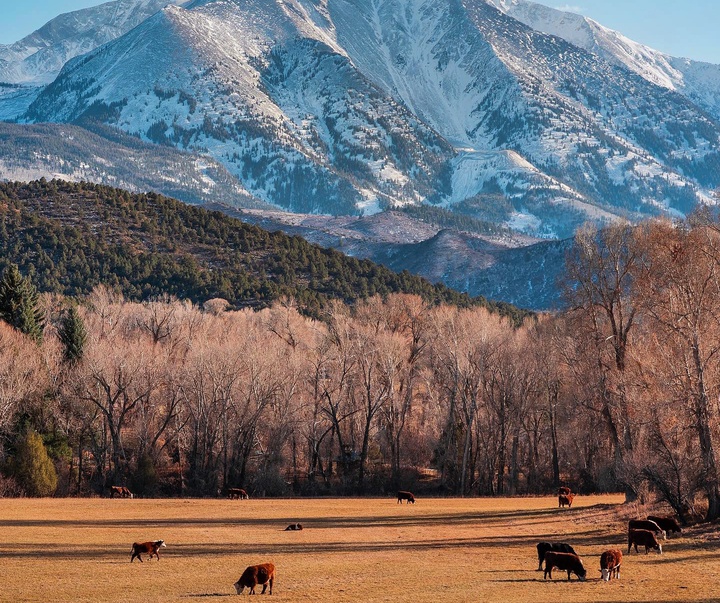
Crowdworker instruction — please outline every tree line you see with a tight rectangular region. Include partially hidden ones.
[3,209,720,523]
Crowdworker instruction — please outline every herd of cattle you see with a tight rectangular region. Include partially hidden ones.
[539,488,684,582]
[115,485,686,593]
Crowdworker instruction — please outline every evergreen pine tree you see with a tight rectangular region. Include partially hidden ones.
[0,264,45,344]
[58,305,87,364]
[11,431,58,497]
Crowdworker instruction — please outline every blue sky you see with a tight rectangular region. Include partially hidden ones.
[1,1,720,64]
[535,1,720,63]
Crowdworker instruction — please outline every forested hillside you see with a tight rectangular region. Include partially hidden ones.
[0,180,526,322]
[4,180,720,528]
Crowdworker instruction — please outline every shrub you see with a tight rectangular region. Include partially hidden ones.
[10,431,58,497]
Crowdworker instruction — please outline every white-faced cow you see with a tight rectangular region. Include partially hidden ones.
[284,523,303,531]
[647,515,682,537]
[629,518,666,540]
[130,540,165,562]
[600,549,622,581]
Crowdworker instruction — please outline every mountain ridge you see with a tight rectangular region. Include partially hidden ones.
[13,0,719,238]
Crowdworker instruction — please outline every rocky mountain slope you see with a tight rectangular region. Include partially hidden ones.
[0,121,267,208]
[3,0,715,239]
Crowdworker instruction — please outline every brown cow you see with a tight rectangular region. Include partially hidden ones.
[558,486,571,496]
[647,515,682,536]
[558,493,575,508]
[629,519,665,540]
[543,551,587,581]
[628,529,662,554]
[284,523,303,531]
[228,488,249,500]
[600,549,622,581]
[234,563,275,595]
[397,491,415,504]
[536,542,577,571]
[111,485,133,499]
[130,540,165,562]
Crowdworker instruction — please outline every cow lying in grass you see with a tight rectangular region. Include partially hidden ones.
[130,540,165,562]
[536,542,577,571]
[284,523,303,531]
[600,549,622,581]
[543,551,586,581]
[397,491,415,504]
[234,563,275,595]
[628,529,662,554]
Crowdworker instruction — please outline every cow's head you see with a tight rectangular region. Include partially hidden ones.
[656,543,662,554]
[600,568,610,581]
[233,580,245,595]
[156,540,166,548]
[576,567,587,581]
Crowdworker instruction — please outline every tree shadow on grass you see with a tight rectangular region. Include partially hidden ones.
[0,524,620,560]
[0,503,613,532]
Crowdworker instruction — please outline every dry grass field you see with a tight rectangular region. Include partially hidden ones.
[1,494,719,603]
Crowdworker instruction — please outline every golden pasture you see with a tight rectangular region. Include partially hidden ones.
[0,495,718,603]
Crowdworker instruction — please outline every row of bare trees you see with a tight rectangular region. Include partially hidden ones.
[3,217,720,520]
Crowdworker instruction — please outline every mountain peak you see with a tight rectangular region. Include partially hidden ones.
[5,0,720,240]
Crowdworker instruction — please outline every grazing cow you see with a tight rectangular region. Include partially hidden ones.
[628,529,662,554]
[397,491,415,504]
[558,493,575,508]
[284,523,303,531]
[228,488,249,500]
[536,542,577,571]
[543,551,587,581]
[600,549,622,581]
[234,563,275,595]
[130,540,166,562]
[558,486,571,496]
[629,519,665,540]
[111,485,133,499]
[647,515,682,536]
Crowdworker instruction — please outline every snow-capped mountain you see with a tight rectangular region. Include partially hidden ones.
[4,0,720,239]
[0,0,189,86]
[486,0,720,120]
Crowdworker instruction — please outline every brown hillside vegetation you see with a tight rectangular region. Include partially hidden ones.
[1,496,719,603]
